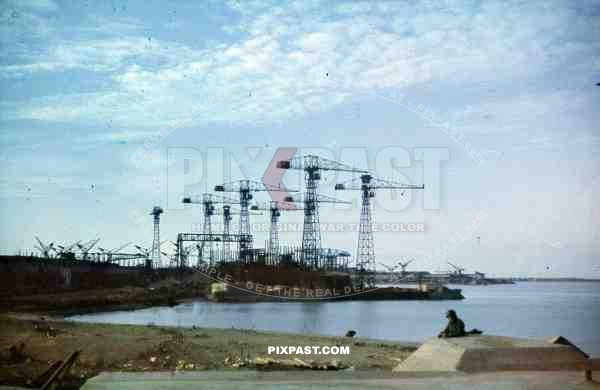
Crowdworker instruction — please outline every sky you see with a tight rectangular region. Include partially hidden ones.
[0,0,599,278]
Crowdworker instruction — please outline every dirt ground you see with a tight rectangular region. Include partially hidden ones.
[0,314,416,389]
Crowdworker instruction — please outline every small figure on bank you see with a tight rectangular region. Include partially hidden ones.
[437,310,483,338]
[438,309,466,338]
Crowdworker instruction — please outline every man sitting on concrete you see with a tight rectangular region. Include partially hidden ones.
[438,310,465,338]
[438,310,483,338]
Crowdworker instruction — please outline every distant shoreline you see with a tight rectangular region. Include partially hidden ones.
[509,278,600,282]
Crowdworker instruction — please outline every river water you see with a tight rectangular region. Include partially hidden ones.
[68,282,600,356]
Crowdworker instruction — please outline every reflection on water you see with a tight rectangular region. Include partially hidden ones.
[68,282,600,355]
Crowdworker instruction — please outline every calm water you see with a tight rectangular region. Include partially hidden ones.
[68,282,600,356]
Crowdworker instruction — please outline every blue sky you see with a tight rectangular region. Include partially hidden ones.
[0,0,599,277]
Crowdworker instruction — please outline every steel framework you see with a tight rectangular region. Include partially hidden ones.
[335,174,423,287]
[277,155,366,269]
[175,232,252,267]
[149,206,163,268]
[215,179,295,263]
[183,194,240,265]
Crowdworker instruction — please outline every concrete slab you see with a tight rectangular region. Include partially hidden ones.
[80,371,600,390]
[394,335,590,373]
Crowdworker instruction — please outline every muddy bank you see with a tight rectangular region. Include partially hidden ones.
[2,286,196,317]
[0,315,416,389]
[0,275,211,316]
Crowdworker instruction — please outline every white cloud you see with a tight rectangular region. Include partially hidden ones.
[1,0,598,136]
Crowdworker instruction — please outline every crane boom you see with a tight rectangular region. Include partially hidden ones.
[287,193,352,205]
[277,154,368,174]
[183,193,240,205]
[83,238,101,253]
[110,242,131,254]
[35,236,45,250]
[335,175,424,191]
[215,179,294,193]
[65,241,81,252]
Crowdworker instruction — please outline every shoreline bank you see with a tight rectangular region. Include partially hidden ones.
[0,314,417,389]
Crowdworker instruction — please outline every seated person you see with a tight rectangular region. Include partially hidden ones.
[438,310,483,338]
[438,309,466,338]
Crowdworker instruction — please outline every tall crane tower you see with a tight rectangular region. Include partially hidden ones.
[223,205,262,262]
[335,174,424,287]
[248,196,294,256]
[284,194,353,269]
[149,206,163,268]
[267,200,293,255]
[277,155,367,268]
[222,205,234,261]
[215,179,295,262]
[183,193,241,264]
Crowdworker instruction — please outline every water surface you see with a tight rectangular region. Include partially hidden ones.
[68,282,600,355]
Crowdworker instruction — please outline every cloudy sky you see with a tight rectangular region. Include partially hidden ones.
[0,0,599,277]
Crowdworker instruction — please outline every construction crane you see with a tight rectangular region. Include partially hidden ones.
[335,174,424,287]
[134,245,150,258]
[77,238,101,261]
[138,240,175,266]
[183,193,240,265]
[101,242,131,262]
[215,179,296,262]
[34,236,55,259]
[249,197,294,256]
[175,245,193,267]
[222,205,234,261]
[98,242,130,254]
[250,194,351,266]
[380,263,399,273]
[277,155,367,268]
[223,205,262,262]
[55,240,81,259]
[447,261,465,276]
[149,206,164,268]
[397,256,416,275]
[278,194,352,268]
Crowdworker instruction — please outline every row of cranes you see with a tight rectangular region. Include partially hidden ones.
[380,257,474,276]
[181,190,351,267]
[178,154,424,287]
[33,236,147,265]
[30,154,425,284]
[281,155,423,286]
[34,236,101,259]
[378,257,489,285]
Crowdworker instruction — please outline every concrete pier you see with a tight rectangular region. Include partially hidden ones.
[394,335,590,373]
